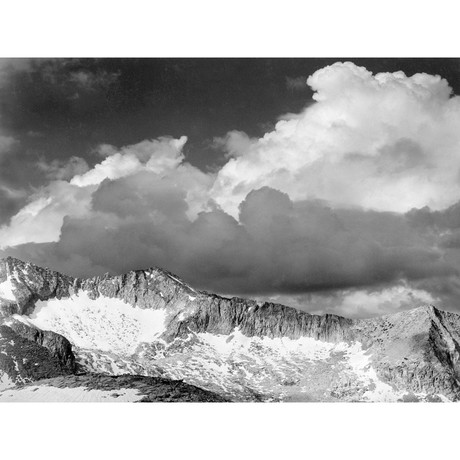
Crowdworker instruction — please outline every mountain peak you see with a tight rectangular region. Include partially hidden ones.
[2,258,460,402]
[1,256,30,266]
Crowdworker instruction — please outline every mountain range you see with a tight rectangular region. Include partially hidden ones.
[1,256,459,402]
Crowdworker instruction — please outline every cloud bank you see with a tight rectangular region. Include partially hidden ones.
[2,61,460,316]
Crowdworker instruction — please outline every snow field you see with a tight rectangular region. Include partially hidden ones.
[21,291,167,356]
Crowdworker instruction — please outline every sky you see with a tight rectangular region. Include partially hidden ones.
[2,57,460,318]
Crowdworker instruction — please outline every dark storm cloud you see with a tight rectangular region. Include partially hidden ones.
[4,59,460,316]
[406,202,460,251]
[394,202,460,312]
[407,201,460,231]
[2,179,455,298]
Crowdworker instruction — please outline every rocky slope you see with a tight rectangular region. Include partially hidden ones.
[1,256,460,402]
[0,374,228,402]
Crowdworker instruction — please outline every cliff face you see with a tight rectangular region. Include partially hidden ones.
[6,319,76,372]
[0,256,356,343]
[167,294,354,343]
[0,323,75,387]
[2,256,460,401]
[0,257,199,317]
[0,257,75,317]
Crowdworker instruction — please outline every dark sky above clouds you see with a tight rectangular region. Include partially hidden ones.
[2,58,460,318]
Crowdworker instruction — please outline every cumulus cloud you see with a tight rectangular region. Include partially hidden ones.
[0,181,94,247]
[2,186,456,306]
[211,62,460,217]
[0,135,212,248]
[3,61,460,317]
[212,131,257,159]
[71,136,189,186]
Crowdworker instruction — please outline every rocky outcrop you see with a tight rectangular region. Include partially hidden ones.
[350,306,460,400]
[6,319,76,372]
[79,269,198,310]
[0,256,198,316]
[0,257,74,316]
[1,257,356,344]
[0,325,75,385]
[0,257,356,343]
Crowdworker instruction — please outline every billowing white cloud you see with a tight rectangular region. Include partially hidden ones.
[71,136,189,187]
[0,135,213,248]
[0,181,94,247]
[3,61,460,318]
[213,130,257,159]
[211,62,460,217]
[8,61,460,248]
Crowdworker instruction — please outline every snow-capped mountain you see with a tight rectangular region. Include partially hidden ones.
[1,256,459,402]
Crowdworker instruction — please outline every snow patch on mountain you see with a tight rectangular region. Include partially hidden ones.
[3,257,459,402]
[0,371,14,391]
[198,328,336,359]
[76,348,155,376]
[0,276,16,301]
[144,329,443,402]
[20,291,167,356]
[334,341,404,401]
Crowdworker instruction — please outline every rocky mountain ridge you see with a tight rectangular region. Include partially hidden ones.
[1,256,460,402]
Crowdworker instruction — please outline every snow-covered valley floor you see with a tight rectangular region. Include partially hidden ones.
[0,385,144,402]
[4,289,449,402]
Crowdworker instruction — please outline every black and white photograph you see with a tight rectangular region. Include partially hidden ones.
[1,1,459,458]
[3,56,460,404]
